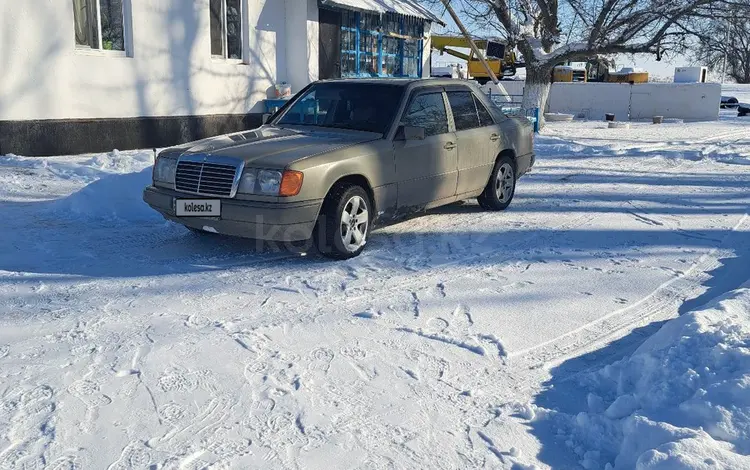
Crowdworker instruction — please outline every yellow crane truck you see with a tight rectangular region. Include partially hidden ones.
[431,35,522,83]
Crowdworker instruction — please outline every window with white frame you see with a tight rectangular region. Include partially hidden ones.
[210,0,243,60]
[72,0,126,52]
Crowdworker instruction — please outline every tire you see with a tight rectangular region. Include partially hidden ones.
[477,155,516,211]
[314,184,372,259]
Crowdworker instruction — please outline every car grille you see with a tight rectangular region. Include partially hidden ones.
[175,160,239,197]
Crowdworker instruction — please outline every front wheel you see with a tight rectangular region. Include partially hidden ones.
[478,156,516,211]
[315,185,371,259]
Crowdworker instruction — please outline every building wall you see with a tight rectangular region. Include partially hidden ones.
[421,23,431,78]
[0,0,323,155]
[0,0,302,122]
[285,0,319,94]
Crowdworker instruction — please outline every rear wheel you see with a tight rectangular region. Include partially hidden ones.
[478,155,516,211]
[315,185,371,259]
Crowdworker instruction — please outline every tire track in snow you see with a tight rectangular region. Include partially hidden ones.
[342,212,597,304]
[438,213,750,402]
[509,212,750,366]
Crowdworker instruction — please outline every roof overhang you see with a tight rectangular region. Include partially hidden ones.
[319,0,446,26]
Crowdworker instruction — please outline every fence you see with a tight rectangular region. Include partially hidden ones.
[545,82,721,121]
[485,88,540,133]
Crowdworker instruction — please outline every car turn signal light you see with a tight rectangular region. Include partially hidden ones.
[279,170,304,196]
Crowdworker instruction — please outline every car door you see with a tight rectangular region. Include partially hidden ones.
[446,89,495,196]
[393,89,458,208]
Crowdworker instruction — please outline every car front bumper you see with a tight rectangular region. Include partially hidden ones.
[143,186,322,242]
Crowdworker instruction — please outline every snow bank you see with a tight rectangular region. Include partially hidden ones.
[0,149,153,183]
[6,149,163,222]
[537,120,750,166]
[0,149,162,222]
[539,287,750,469]
[52,167,161,222]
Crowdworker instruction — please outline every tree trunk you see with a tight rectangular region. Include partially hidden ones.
[522,66,553,128]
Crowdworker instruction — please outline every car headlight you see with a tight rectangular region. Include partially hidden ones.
[238,169,257,194]
[154,156,177,183]
[258,170,282,194]
[237,169,303,196]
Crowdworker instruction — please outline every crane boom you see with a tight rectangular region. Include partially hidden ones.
[434,46,472,62]
[438,0,500,84]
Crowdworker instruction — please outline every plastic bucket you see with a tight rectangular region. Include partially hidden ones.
[275,83,291,98]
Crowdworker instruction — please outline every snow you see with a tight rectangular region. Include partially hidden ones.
[537,287,750,469]
[0,103,749,468]
[722,84,750,104]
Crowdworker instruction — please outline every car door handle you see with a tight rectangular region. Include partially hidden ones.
[490,134,500,142]
[444,142,457,150]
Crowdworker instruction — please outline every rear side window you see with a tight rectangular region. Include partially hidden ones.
[447,91,480,131]
[473,94,494,126]
[401,92,449,137]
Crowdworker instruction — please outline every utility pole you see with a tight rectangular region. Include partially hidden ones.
[439,0,500,84]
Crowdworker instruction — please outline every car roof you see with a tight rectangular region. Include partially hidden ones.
[315,78,480,88]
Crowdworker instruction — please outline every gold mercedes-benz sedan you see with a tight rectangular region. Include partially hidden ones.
[143,78,535,259]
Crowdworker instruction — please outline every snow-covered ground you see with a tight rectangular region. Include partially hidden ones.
[723,84,750,104]
[1,109,749,468]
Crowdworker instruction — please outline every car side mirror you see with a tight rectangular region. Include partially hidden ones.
[396,125,425,141]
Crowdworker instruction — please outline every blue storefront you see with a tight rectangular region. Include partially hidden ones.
[318,0,444,80]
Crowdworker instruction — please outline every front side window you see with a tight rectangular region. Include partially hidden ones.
[210,0,243,60]
[401,92,448,137]
[72,0,125,51]
[447,91,480,131]
[275,83,404,134]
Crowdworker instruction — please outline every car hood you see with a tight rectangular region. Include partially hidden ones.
[172,126,381,168]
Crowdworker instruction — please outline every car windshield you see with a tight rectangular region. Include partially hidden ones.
[275,82,405,134]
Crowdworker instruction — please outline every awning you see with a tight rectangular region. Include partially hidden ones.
[319,0,446,26]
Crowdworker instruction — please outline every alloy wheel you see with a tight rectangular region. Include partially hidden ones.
[340,195,369,252]
[495,163,515,203]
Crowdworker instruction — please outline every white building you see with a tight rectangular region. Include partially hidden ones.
[0,0,441,155]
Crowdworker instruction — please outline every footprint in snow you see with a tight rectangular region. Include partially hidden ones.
[107,441,151,470]
[69,380,112,408]
[340,344,367,359]
[158,402,191,425]
[185,314,212,329]
[426,317,450,333]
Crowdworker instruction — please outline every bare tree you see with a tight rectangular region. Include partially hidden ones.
[688,4,750,83]
[433,0,723,117]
